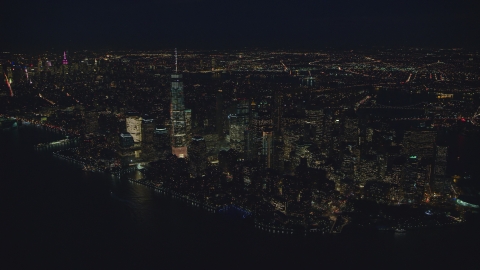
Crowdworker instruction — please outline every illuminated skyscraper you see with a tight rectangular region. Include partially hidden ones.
[61,51,68,78]
[6,67,13,85]
[37,58,42,75]
[171,49,188,158]
[211,57,216,70]
[261,128,274,168]
[62,51,68,65]
[126,115,142,143]
[229,99,249,154]
[185,109,192,143]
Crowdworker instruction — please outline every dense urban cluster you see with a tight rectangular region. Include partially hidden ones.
[1,47,480,234]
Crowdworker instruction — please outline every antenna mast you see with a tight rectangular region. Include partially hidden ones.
[175,48,178,73]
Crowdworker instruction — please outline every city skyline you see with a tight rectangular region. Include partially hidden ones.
[2,44,480,267]
[3,2,480,268]
[2,46,480,220]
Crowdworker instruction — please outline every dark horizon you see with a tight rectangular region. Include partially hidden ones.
[3,0,480,52]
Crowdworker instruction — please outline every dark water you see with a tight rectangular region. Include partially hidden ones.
[2,125,480,268]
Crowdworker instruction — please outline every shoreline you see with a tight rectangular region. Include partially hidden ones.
[127,177,334,236]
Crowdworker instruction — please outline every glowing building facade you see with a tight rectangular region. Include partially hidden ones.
[170,49,188,158]
[62,51,68,65]
[261,129,274,168]
[126,115,142,143]
[229,99,249,154]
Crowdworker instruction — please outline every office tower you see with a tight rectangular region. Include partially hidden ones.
[261,128,274,168]
[37,58,42,75]
[216,89,224,140]
[5,67,13,84]
[141,117,156,161]
[433,145,448,195]
[189,136,207,177]
[305,107,323,145]
[355,155,379,186]
[119,133,134,148]
[249,99,257,123]
[281,112,305,165]
[377,154,387,179]
[295,159,316,215]
[321,114,335,151]
[141,117,155,143]
[211,57,216,70]
[185,109,192,143]
[170,49,188,158]
[292,140,312,169]
[154,126,170,159]
[273,92,283,133]
[366,128,374,143]
[343,118,358,145]
[117,132,138,165]
[62,51,68,65]
[402,155,422,203]
[402,130,436,160]
[126,115,142,143]
[229,99,249,154]
[248,98,272,163]
[61,51,68,77]
[341,151,356,179]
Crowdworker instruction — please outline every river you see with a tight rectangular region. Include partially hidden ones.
[1,125,479,268]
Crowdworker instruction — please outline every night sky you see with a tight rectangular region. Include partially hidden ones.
[3,0,480,51]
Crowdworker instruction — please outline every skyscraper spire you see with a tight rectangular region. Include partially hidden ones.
[62,51,68,65]
[170,48,188,158]
[175,48,178,73]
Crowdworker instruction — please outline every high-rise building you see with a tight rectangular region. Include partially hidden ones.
[249,110,272,162]
[433,145,448,195]
[126,115,142,143]
[6,67,13,85]
[170,49,188,158]
[273,92,283,134]
[211,57,216,70]
[229,99,249,154]
[154,126,170,159]
[142,117,155,143]
[189,136,207,177]
[119,133,134,148]
[402,155,423,203]
[402,130,436,160]
[62,51,68,65]
[261,128,274,169]
[305,107,323,144]
[216,90,224,140]
[37,58,42,75]
[141,117,156,161]
[185,109,192,143]
[61,51,69,77]
[343,118,358,145]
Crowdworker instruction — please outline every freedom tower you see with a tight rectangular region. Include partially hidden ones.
[170,49,188,158]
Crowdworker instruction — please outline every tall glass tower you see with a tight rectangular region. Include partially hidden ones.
[170,49,188,158]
